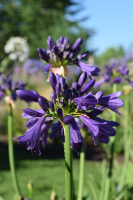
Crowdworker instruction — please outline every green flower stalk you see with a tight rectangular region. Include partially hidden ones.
[64,125,73,200]
[123,90,130,163]
[104,83,117,200]
[77,146,85,200]
[100,144,107,200]
[8,104,20,196]
[78,129,87,200]
[27,181,33,200]
[120,86,131,190]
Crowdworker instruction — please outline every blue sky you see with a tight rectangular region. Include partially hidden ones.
[66,0,133,55]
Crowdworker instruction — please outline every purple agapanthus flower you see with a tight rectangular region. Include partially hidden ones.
[0,74,27,101]
[23,58,45,74]
[94,59,133,89]
[124,51,133,62]
[19,197,30,200]
[15,72,123,155]
[37,36,100,79]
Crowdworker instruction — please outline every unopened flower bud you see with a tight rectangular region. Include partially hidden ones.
[47,36,54,50]
[19,197,24,200]
[50,73,57,92]
[55,83,61,97]
[57,107,63,118]
[72,38,83,51]
[63,37,69,46]
[50,91,56,103]
[49,101,54,112]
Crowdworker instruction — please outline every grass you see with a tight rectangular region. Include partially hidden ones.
[0,143,101,200]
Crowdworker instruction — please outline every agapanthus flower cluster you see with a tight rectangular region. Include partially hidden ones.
[124,52,133,62]
[23,59,45,74]
[15,72,123,155]
[94,59,133,89]
[123,52,133,82]
[19,197,30,200]
[4,37,29,62]
[0,74,27,102]
[38,36,100,79]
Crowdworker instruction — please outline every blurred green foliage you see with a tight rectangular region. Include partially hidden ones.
[0,0,94,60]
[0,156,101,200]
[95,46,125,67]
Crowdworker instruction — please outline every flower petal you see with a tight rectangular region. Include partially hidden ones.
[23,108,44,117]
[80,79,95,94]
[44,64,51,72]
[16,90,40,102]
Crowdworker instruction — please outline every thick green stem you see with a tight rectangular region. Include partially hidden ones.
[72,157,76,200]
[28,181,33,200]
[29,188,33,200]
[64,125,73,200]
[8,104,20,196]
[77,146,85,200]
[104,84,117,200]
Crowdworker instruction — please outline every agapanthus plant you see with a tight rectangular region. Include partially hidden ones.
[0,73,27,198]
[94,58,129,200]
[38,36,100,79]
[94,59,133,89]
[15,72,123,200]
[15,72,123,155]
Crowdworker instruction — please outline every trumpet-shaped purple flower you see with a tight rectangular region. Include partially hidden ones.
[80,114,118,145]
[37,36,100,79]
[0,74,27,101]
[95,91,123,115]
[15,72,123,155]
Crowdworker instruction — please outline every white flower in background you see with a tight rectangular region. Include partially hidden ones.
[4,37,29,62]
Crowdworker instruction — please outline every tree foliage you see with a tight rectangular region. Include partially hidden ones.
[0,0,94,60]
[95,46,125,67]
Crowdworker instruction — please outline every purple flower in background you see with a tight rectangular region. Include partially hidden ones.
[37,36,100,79]
[15,72,123,155]
[23,58,45,74]
[123,52,133,83]
[19,197,30,200]
[94,59,133,88]
[0,74,27,102]
[124,52,133,62]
